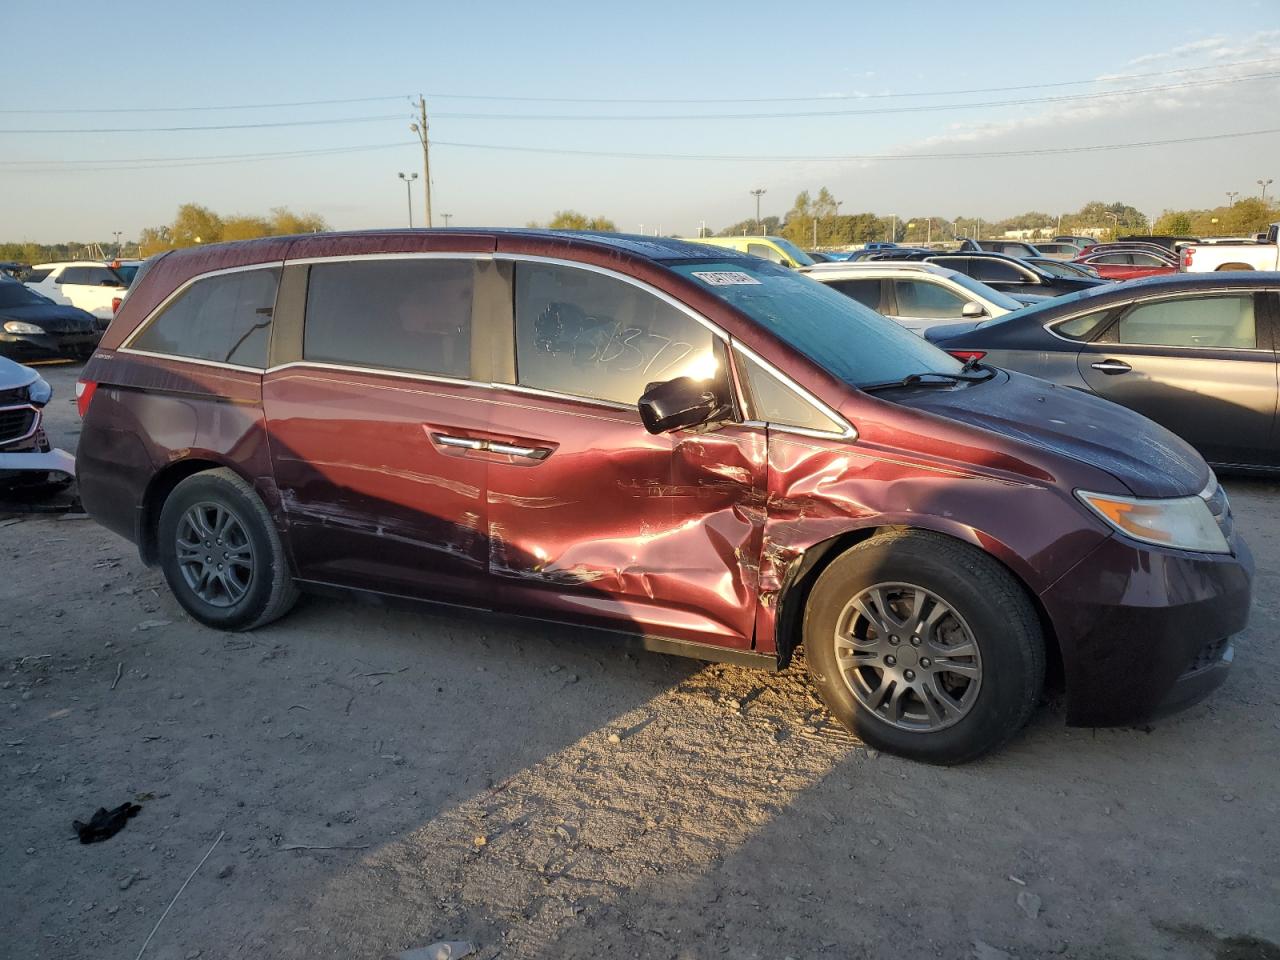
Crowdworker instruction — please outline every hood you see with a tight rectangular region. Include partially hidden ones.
[0,354,37,391]
[0,302,98,332]
[890,369,1209,498]
[1011,292,1050,306]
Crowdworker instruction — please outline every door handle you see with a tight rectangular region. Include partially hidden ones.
[488,441,552,461]
[435,434,485,450]
[433,433,552,461]
[1090,359,1132,375]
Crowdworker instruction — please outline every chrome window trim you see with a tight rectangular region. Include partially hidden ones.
[265,360,483,390]
[118,260,286,363]
[732,341,857,441]
[494,382,635,412]
[286,252,493,266]
[117,349,266,375]
[1044,289,1272,352]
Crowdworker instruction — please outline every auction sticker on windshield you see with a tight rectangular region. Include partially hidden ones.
[690,271,762,286]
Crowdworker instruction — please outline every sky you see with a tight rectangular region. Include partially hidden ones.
[3,0,1280,243]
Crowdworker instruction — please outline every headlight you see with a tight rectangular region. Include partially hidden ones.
[1076,490,1230,554]
[3,321,44,335]
[27,375,52,406]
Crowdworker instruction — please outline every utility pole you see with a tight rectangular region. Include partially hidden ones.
[410,95,433,227]
[747,188,762,235]
[398,172,418,228]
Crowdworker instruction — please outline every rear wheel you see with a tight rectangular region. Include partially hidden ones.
[803,530,1044,764]
[157,468,299,630]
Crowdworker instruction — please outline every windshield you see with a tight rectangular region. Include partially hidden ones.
[670,259,963,387]
[0,281,53,309]
[765,237,816,267]
[944,273,1024,311]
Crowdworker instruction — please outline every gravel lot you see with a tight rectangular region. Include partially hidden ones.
[2,362,1278,960]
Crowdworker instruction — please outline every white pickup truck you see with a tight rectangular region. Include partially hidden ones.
[1181,223,1280,272]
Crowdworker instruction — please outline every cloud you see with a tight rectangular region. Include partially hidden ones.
[1126,36,1227,66]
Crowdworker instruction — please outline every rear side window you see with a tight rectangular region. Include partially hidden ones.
[24,268,52,283]
[970,260,1026,283]
[826,278,883,312]
[303,259,474,378]
[748,243,786,265]
[60,266,121,286]
[131,267,279,367]
[1052,308,1113,341]
[1116,296,1257,349]
[515,263,721,405]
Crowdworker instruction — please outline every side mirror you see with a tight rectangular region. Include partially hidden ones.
[638,377,727,435]
[961,301,987,318]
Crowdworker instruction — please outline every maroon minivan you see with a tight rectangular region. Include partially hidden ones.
[75,231,1252,763]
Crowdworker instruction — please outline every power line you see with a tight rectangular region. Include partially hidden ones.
[0,113,406,134]
[419,54,1280,102]
[4,67,1277,134]
[424,71,1280,121]
[0,95,411,115]
[6,128,1277,173]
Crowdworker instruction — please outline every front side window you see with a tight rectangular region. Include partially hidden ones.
[131,267,279,367]
[893,279,969,319]
[1116,296,1257,349]
[303,259,474,378]
[971,260,1026,283]
[670,259,962,388]
[515,263,721,405]
[748,243,786,265]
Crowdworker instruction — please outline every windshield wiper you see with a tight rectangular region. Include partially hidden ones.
[860,366,992,393]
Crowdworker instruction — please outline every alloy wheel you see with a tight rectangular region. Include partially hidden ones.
[833,582,983,732]
[175,501,255,608]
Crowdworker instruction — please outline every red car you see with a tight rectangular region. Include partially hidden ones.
[1073,249,1178,280]
[75,231,1251,763]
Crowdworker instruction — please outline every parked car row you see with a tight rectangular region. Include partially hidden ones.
[69,229,1252,765]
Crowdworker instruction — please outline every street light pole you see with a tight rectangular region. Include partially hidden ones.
[750,188,766,234]
[398,172,418,228]
[1259,179,1274,202]
[442,213,453,228]
[1227,191,1239,206]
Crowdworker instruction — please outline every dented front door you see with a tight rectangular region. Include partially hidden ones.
[484,389,768,649]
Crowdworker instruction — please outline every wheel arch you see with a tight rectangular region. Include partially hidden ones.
[773,523,1064,690]
[136,456,255,565]
[1215,263,1255,271]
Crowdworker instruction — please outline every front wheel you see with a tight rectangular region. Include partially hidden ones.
[804,530,1045,764]
[157,468,299,631]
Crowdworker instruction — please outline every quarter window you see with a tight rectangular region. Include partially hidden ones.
[748,243,786,265]
[514,263,722,405]
[737,349,844,434]
[131,268,279,367]
[1116,296,1257,349]
[303,259,474,378]
[892,280,969,319]
[1053,308,1113,341]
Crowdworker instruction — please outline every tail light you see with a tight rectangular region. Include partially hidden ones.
[947,350,987,363]
[1183,246,1195,269]
[75,378,98,418]
[111,296,122,314]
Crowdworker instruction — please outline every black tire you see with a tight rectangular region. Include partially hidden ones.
[157,468,299,630]
[803,529,1044,764]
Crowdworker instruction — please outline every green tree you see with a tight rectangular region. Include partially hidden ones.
[170,203,223,247]
[1153,211,1194,235]
[268,207,328,235]
[221,215,273,242]
[716,216,780,237]
[137,226,173,258]
[537,210,617,231]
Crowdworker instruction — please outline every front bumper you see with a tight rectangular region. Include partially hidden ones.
[0,331,99,362]
[1040,532,1252,726]
[0,447,76,482]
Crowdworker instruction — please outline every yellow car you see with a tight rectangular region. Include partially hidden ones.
[682,235,815,268]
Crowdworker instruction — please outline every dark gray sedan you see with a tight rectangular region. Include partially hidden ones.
[925,273,1280,472]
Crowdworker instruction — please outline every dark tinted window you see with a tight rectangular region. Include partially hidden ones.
[303,259,473,378]
[970,259,1027,282]
[132,268,279,367]
[59,266,121,286]
[515,263,721,405]
[826,278,883,311]
[24,268,52,283]
[1091,254,1132,265]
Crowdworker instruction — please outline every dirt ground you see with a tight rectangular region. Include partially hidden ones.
[2,362,1278,960]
